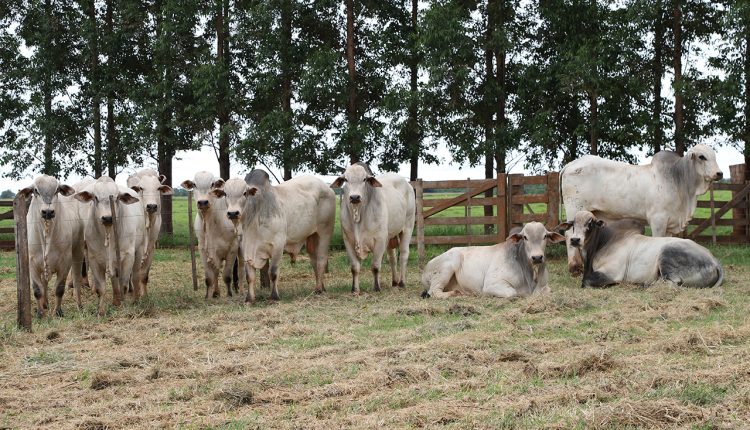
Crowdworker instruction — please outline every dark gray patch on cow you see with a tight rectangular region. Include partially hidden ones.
[243,169,280,221]
[582,271,616,289]
[658,244,721,289]
[508,239,538,292]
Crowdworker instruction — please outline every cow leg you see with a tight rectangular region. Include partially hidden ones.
[397,230,411,288]
[581,271,616,289]
[306,233,326,294]
[140,241,156,295]
[371,239,387,292]
[53,273,67,317]
[316,230,331,293]
[204,262,219,299]
[343,233,361,295]
[231,257,239,294]
[244,261,256,304]
[222,258,235,298]
[387,247,398,287]
[421,270,456,299]
[260,261,271,290]
[269,251,282,301]
[482,280,518,298]
[90,261,108,317]
[32,280,46,318]
[70,252,84,310]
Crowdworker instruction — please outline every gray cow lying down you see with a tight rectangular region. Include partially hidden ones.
[421,222,565,298]
[557,211,723,289]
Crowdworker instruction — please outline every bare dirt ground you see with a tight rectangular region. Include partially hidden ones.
[1,246,749,429]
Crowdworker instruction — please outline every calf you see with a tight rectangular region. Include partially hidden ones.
[128,168,172,294]
[331,163,415,294]
[213,170,335,303]
[181,172,240,298]
[421,222,565,298]
[18,175,85,317]
[74,177,145,315]
[557,211,723,289]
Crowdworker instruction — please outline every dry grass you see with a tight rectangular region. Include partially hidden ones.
[1,246,750,429]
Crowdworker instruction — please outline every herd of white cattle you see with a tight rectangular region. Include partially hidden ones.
[17,145,728,318]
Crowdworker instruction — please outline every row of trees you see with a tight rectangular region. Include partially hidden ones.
[0,0,749,189]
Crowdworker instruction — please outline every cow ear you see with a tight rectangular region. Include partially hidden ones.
[366,177,382,187]
[555,222,572,232]
[507,233,523,243]
[180,180,195,190]
[118,193,139,205]
[130,185,143,193]
[211,189,226,198]
[74,191,95,203]
[595,219,605,227]
[57,184,75,197]
[159,174,167,184]
[158,185,173,195]
[330,176,346,188]
[212,178,225,189]
[546,231,566,243]
[246,187,258,196]
[18,187,34,198]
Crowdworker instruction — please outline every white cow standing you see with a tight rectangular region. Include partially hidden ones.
[421,222,565,298]
[181,172,241,298]
[127,168,172,294]
[214,170,335,303]
[561,144,723,275]
[331,163,416,294]
[74,177,145,316]
[18,175,85,317]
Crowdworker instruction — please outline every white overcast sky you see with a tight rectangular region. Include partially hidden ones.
[0,142,743,192]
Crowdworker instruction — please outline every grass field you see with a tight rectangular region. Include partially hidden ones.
[1,241,750,428]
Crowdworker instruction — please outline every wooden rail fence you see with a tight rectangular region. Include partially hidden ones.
[1,200,15,250]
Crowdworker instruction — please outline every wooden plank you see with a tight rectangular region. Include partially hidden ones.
[497,173,507,241]
[424,235,499,245]
[0,210,14,221]
[547,172,560,229]
[424,181,495,218]
[0,200,13,207]
[690,184,750,237]
[0,227,13,234]
[423,197,499,208]
[14,194,31,331]
[415,179,425,267]
[187,190,198,291]
[714,182,745,191]
[689,218,750,226]
[424,216,498,226]
[0,241,14,249]
[692,235,750,244]
[696,200,744,209]
[509,175,548,185]
[418,179,496,190]
[511,194,548,204]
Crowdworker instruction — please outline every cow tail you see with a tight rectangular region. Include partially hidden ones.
[711,263,724,289]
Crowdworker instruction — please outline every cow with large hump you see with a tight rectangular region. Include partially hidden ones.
[127,168,172,295]
[18,175,85,317]
[181,171,242,299]
[557,210,723,289]
[421,222,565,298]
[561,144,723,275]
[74,176,146,316]
[331,163,416,294]
[212,170,335,303]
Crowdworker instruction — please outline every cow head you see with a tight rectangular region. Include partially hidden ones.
[330,162,381,223]
[18,175,75,221]
[556,211,603,250]
[211,177,251,225]
[688,144,723,183]
[130,174,172,215]
[507,222,565,266]
[73,176,139,227]
[181,171,224,212]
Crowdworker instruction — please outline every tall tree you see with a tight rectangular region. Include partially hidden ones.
[672,0,685,155]
[0,1,29,177]
[85,0,103,177]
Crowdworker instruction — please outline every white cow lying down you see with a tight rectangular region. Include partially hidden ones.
[421,222,565,298]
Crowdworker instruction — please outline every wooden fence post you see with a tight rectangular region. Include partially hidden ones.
[496,173,507,240]
[508,174,523,230]
[729,164,747,238]
[547,172,560,229]
[709,183,716,245]
[187,190,198,290]
[14,194,31,331]
[415,179,425,268]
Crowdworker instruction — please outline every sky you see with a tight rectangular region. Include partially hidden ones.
[0,142,744,192]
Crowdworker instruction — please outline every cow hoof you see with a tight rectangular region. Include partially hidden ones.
[398,281,405,289]
[374,285,381,293]
[213,291,220,299]
[270,292,280,301]
[314,289,323,295]
[352,291,360,297]
[392,281,399,287]
[420,290,430,299]
[55,308,64,318]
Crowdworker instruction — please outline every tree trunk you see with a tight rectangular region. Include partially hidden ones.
[495,41,506,173]
[484,0,495,234]
[745,19,750,180]
[672,0,685,155]
[588,89,598,155]
[346,0,359,164]
[408,0,419,181]
[42,0,54,176]
[653,0,664,154]
[217,0,230,179]
[88,0,102,177]
[155,0,173,235]
[281,0,293,181]
[105,0,117,178]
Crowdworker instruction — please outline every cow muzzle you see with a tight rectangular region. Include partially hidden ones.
[101,216,113,226]
[41,209,55,220]
[714,171,723,181]
[197,200,210,210]
[146,203,158,213]
[349,195,361,204]
[227,210,240,220]
[570,237,581,247]
[531,255,544,264]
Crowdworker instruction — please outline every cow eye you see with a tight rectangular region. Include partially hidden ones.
[698,155,707,161]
